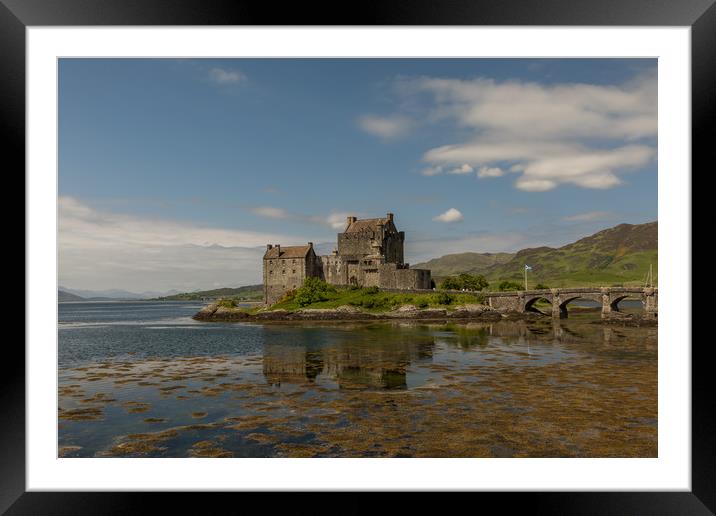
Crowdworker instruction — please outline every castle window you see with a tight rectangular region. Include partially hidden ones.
[292,269,296,274]
[282,270,286,274]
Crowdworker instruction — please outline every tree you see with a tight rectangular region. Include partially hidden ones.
[440,273,489,291]
[458,273,489,291]
[534,283,550,290]
[498,280,522,292]
[440,277,462,290]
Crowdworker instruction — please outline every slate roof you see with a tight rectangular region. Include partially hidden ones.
[264,245,312,259]
[344,217,390,233]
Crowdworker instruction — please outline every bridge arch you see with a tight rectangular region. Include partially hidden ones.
[609,294,644,313]
[524,295,553,315]
[556,293,602,319]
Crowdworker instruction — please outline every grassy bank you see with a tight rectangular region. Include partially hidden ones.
[255,282,485,313]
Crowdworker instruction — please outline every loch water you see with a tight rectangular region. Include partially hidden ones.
[58,301,657,458]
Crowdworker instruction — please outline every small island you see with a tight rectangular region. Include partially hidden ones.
[194,280,510,323]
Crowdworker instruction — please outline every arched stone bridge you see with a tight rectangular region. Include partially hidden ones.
[484,287,658,319]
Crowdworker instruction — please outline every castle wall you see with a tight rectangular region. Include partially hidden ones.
[378,263,398,289]
[395,267,432,290]
[337,232,374,257]
[384,231,405,264]
[322,255,347,286]
[264,256,309,305]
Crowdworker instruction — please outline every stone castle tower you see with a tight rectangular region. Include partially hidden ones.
[262,212,431,305]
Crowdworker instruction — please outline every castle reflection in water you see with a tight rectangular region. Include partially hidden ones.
[261,324,436,389]
[258,320,651,390]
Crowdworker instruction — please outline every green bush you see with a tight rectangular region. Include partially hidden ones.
[433,292,454,305]
[277,289,297,303]
[498,280,522,292]
[534,283,550,290]
[294,278,337,307]
[217,298,237,308]
[416,299,429,308]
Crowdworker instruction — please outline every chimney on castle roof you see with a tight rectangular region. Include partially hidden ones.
[266,244,273,250]
[276,244,280,253]
[387,212,394,221]
[346,216,357,225]
[307,242,313,248]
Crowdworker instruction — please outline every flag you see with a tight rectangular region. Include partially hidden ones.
[524,264,532,271]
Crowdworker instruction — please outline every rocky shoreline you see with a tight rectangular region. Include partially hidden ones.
[192,301,657,326]
[193,302,518,323]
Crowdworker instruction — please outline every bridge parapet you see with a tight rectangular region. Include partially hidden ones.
[483,287,657,319]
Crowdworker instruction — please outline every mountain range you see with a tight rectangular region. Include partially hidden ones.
[413,221,657,288]
[58,286,184,300]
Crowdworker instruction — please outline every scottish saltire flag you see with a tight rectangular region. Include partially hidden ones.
[525,264,532,271]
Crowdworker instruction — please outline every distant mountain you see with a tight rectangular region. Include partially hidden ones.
[59,286,183,300]
[153,284,263,301]
[414,222,657,288]
[58,289,85,302]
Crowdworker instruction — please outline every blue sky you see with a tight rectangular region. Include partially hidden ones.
[58,58,657,292]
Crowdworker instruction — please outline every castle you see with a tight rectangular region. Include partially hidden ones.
[262,212,432,304]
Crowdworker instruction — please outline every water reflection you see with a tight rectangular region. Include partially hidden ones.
[258,319,656,391]
[262,325,435,389]
[58,314,657,458]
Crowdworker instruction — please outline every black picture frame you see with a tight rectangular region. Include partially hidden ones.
[4,0,708,512]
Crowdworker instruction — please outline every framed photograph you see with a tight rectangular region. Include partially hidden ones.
[7,0,709,511]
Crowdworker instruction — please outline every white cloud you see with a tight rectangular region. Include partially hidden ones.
[357,114,413,140]
[208,67,246,85]
[562,211,612,222]
[59,197,301,292]
[414,75,656,140]
[477,166,504,178]
[433,208,464,223]
[400,71,657,191]
[324,212,352,230]
[447,164,474,175]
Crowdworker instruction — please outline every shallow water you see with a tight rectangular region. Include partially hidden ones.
[58,301,657,458]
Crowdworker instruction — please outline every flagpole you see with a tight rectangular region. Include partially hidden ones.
[524,265,527,291]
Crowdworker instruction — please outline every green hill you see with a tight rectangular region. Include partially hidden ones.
[412,252,513,277]
[415,222,657,288]
[155,284,263,301]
